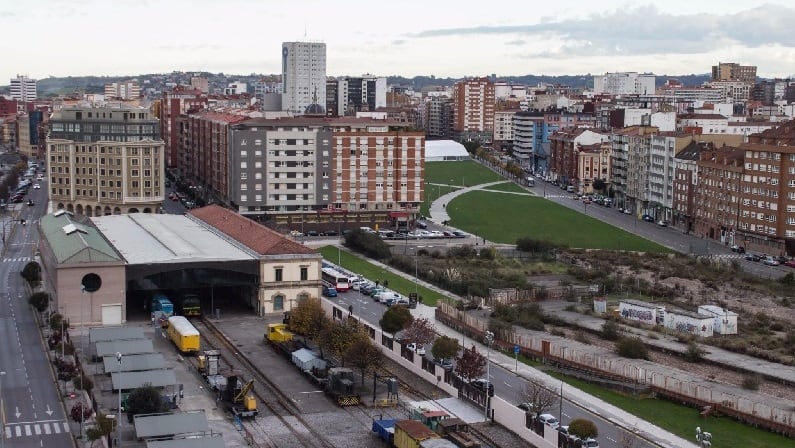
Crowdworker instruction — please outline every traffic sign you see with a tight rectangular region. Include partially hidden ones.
[514,345,520,354]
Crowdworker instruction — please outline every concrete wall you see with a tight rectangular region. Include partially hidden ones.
[56,264,126,326]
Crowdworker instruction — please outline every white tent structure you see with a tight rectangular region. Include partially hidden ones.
[425,140,470,162]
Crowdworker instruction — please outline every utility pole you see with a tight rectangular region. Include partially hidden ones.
[484,331,494,419]
[117,352,123,446]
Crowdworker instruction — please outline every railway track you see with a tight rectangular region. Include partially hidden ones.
[191,318,337,448]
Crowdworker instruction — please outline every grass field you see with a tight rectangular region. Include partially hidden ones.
[318,246,448,306]
[447,191,669,252]
[548,373,792,448]
[479,182,529,194]
[424,160,503,186]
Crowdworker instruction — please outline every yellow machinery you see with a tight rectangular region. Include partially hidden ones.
[266,323,294,343]
[225,375,258,419]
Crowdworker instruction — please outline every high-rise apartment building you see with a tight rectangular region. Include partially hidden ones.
[711,62,757,83]
[159,87,208,168]
[10,75,37,102]
[327,75,387,117]
[593,72,656,96]
[190,76,210,94]
[47,105,165,216]
[453,77,495,142]
[104,80,141,100]
[424,96,454,139]
[281,41,327,115]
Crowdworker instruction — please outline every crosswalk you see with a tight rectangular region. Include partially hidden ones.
[4,420,71,439]
[707,254,746,259]
[1,257,31,263]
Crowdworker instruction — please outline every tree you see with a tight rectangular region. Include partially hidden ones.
[431,335,460,362]
[126,384,167,422]
[87,413,115,447]
[20,261,41,283]
[345,337,384,386]
[73,372,94,393]
[592,178,606,193]
[522,381,559,417]
[400,317,436,347]
[318,318,363,366]
[454,344,486,382]
[70,402,93,422]
[379,306,413,334]
[569,418,599,439]
[615,337,649,359]
[28,291,50,312]
[288,297,328,341]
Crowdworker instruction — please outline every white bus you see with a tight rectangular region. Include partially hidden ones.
[321,268,351,292]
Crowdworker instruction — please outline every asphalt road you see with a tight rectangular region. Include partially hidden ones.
[1,177,73,447]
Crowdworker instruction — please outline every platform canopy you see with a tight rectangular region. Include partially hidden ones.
[111,369,177,390]
[134,410,209,439]
[95,339,154,357]
[89,326,145,343]
[146,436,223,448]
[103,353,165,373]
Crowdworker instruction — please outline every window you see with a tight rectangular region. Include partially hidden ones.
[300,266,308,281]
[275,267,283,282]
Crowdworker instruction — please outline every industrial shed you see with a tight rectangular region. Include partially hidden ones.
[111,369,177,390]
[425,140,470,161]
[103,353,165,373]
[697,305,738,335]
[89,326,145,343]
[134,410,209,439]
[95,339,154,357]
[664,309,715,338]
[146,436,224,448]
[618,299,665,325]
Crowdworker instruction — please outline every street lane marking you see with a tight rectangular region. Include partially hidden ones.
[63,422,71,432]
[34,424,41,435]
[25,424,31,436]
[44,423,51,434]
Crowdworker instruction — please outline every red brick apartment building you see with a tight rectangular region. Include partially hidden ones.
[159,87,208,168]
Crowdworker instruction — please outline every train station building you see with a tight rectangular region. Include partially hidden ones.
[38,205,323,325]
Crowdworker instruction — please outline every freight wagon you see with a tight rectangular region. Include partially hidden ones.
[394,420,439,448]
[167,316,200,354]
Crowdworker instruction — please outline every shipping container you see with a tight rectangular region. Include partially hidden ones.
[394,420,439,448]
[372,419,396,444]
[664,309,714,337]
[167,316,200,353]
[618,299,664,325]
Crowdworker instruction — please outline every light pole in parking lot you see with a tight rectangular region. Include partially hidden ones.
[484,331,494,419]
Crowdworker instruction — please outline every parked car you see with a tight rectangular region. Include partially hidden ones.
[537,414,560,429]
[517,402,536,412]
[452,231,468,238]
[434,358,453,371]
[657,220,668,227]
[582,438,600,448]
[406,343,425,356]
[322,229,339,236]
[642,214,655,222]
[784,260,795,268]
[33,183,41,189]
[27,199,34,206]
[416,220,428,229]
[306,230,319,237]
[763,256,780,266]
[470,378,492,392]
[745,253,762,262]
[322,285,338,297]
[557,426,576,439]
[730,244,746,253]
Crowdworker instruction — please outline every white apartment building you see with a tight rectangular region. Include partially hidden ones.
[493,110,517,145]
[281,41,327,115]
[224,82,248,95]
[593,72,656,96]
[649,132,693,221]
[10,75,37,102]
[104,81,141,100]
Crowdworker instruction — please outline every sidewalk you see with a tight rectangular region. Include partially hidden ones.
[350,249,697,448]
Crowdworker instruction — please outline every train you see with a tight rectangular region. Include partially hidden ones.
[176,292,202,317]
[167,316,201,354]
[265,323,360,406]
[151,293,174,317]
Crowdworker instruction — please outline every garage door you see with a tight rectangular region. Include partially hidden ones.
[101,304,123,325]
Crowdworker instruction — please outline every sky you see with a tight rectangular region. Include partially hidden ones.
[2,0,795,84]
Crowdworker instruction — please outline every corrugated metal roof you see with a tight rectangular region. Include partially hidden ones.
[89,326,145,343]
[146,436,224,448]
[111,369,177,390]
[39,213,122,264]
[95,339,154,357]
[91,213,255,264]
[134,410,209,439]
[103,353,165,373]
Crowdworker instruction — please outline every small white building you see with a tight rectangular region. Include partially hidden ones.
[618,299,665,325]
[425,140,470,162]
[664,309,714,338]
[697,305,738,335]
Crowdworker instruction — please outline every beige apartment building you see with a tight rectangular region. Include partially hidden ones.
[47,105,165,216]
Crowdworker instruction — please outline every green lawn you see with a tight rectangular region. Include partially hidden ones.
[318,246,448,306]
[548,373,792,448]
[447,191,669,252]
[480,182,530,194]
[425,160,504,186]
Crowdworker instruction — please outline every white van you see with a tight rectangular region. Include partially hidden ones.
[566,185,574,193]
[526,177,535,187]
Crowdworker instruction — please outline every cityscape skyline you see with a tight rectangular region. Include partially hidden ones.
[2,0,795,84]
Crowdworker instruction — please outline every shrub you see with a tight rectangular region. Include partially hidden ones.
[20,261,41,283]
[343,229,392,261]
[684,341,705,362]
[601,320,620,341]
[741,375,761,391]
[573,330,590,344]
[70,402,93,422]
[73,373,94,393]
[615,337,648,359]
[28,291,50,313]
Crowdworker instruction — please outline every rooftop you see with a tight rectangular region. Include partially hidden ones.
[39,212,122,265]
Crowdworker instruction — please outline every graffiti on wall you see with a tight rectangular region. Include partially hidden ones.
[621,307,654,322]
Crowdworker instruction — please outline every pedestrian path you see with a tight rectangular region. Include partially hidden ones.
[5,420,71,439]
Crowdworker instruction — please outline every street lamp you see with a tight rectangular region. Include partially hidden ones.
[80,285,85,439]
[116,352,123,446]
[1,371,6,448]
[484,331,494,419]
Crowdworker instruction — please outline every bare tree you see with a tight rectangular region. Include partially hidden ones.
[400,317,436,347]
[454,344,486,382]
[522,380,559,417]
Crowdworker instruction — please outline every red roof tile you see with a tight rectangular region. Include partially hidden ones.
[189,205,317,256]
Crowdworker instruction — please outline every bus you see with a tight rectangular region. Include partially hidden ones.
[321,267,351,292]
[151,293,174,317]
[177,293,202,317]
